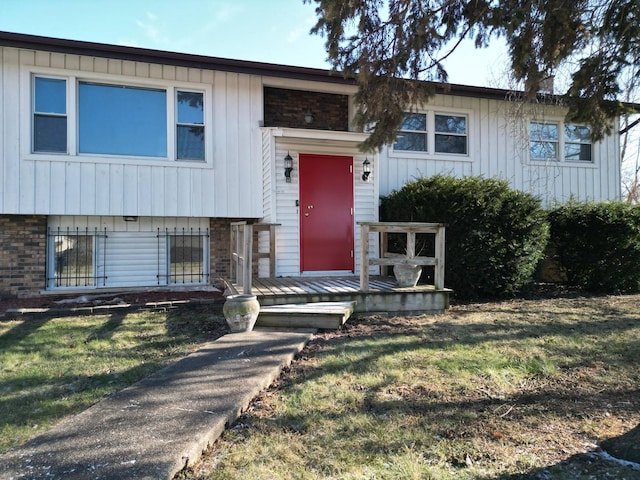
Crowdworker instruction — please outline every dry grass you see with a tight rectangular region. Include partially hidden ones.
[0,305,227,453]
[182,294,640,479]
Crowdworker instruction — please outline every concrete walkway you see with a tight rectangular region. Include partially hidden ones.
[0,328,316,480]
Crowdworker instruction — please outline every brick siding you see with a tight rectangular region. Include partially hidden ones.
[0,215,47,298]
[263,87,349,131]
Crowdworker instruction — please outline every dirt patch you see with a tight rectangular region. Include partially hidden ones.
[0,287,226,316]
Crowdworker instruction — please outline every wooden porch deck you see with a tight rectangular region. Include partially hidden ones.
[230,276,450,315]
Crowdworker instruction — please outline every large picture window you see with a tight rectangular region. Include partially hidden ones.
[33,76,67,153]
[79,82,167,157]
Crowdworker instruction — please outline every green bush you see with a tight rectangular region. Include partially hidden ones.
[379,175,549,299]
[547,201,640,293]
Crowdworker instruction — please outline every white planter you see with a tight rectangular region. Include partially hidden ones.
[393,264,422,287]
[223,294,260,332]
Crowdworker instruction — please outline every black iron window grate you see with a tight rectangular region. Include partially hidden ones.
[47,227,108,288]
[158,227,209,285]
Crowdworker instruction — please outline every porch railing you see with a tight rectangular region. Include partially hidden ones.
[358,222,446,291]
[230,222,279,294]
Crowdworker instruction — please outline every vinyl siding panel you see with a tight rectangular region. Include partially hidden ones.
[1,46,263,218]
[379,94,621,205]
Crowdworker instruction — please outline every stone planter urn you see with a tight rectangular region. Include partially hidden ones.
[393,264,422,287]
[223,294,260,332]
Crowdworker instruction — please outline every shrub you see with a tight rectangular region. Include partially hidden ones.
[547,201,640,293]
[379,175,549,299]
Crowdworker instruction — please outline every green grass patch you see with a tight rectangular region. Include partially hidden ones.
[184,295,640,479]
[0,307,225,452]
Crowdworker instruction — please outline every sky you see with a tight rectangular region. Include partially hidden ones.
[0,0,509,88]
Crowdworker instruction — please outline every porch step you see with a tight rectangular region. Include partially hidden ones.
[257,301,356,330]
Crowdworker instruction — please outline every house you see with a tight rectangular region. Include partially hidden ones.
[0,31,624,298]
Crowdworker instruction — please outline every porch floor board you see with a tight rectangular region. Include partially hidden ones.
[232,276,450,316]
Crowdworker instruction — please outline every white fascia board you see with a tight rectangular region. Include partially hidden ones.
[266,127,370,144]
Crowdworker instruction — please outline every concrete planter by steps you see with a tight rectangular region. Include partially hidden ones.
[223,294,260,332]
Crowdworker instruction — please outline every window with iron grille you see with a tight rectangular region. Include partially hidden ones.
[167,229,208,284]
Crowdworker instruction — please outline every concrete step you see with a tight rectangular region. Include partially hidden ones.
[257,301,356,329]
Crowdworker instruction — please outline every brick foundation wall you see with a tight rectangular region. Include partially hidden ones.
[264,87,349,131]
[209,218,263,283]
[0,215,47,298]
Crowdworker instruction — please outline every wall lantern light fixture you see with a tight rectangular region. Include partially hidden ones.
[362,157,372,182]
[284,152,294,183]
[304,108,314,124]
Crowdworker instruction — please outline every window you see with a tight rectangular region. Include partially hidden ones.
[50,231,97,288]
[530,122,559,160]
[393,113,427,152]
[392,110,470,156]
[169,233,206,283]
[30,73,210,162]
[529,121,593,163]
[79,82,167,157]
[435,114,467,154]
[564,124,592,162]
[33,76,67,153]
[176,91,204,160]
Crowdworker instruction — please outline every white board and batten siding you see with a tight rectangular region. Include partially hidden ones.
[379,94,621,206]
[0,46,264,218]
[261,128,379,278]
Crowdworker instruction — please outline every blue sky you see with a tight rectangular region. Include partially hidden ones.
[0,0,508,88]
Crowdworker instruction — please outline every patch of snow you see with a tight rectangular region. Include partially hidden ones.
[591,450,640,471]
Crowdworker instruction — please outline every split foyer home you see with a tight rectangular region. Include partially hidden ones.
[0,31,624,298]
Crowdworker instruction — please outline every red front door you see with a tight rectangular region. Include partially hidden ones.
[299,153,354,272]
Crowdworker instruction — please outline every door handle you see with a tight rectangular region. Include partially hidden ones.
[307,205,314,209]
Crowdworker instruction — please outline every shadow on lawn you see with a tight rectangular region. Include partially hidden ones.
[0,305,228,452]
[264,299,640,476]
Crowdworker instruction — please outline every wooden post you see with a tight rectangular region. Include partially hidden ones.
[434,226,445,290]
[269,224,277,277]
[380,230,388,276]
[359,223,370,291]
[242,223,253,294]
[406,231,416,258]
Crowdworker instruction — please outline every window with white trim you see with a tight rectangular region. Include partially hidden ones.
[33,76,67,153]
[529,121,592,162]
[435,114,467,154]
[31,74,207,162]
[530,122,559,160]
[564,124,592,162]
[393,111,469,156]
[393,113,427,152]
[176,91,205,160]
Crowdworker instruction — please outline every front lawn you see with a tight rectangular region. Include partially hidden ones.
[0,306,227,452]
[184,294,640,479]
